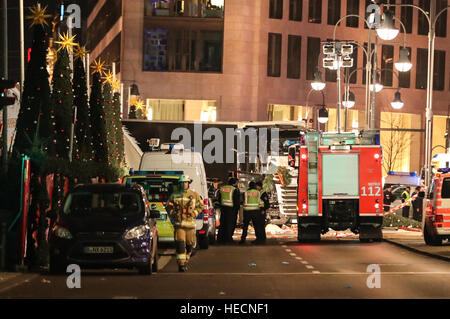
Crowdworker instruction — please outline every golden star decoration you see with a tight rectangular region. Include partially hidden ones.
[26,3,52,28]
[102,71,114,86]
[55,32,79,53]
[112,78,121,92]
[135,99,145,110]
[74,46,89,60]
[91,59,107,75]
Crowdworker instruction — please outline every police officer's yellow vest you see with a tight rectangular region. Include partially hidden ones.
[402,190,411,206]
[244,189,261,211]
[220,185,235,207]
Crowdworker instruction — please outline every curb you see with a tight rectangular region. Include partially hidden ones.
[383,238,450,262]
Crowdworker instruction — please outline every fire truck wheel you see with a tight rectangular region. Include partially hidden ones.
[423,227,443,246]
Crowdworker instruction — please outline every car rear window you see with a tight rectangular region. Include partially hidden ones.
[63,191,143,217]
[441,178,450,198]
[126,178,180,202]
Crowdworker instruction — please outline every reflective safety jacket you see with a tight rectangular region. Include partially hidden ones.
[220,185,236,207]
[401,190,411,207]
[243,189,261,211]
[166,189,204,228]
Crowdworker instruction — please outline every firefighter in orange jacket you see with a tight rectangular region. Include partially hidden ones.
[166,175,204,272]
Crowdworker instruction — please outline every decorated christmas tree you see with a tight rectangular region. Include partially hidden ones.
[48,32,77,159]
[102,78,115,164]
[112,91,125,166]
[13,4,52,156]
[89,59,108,164]
[72,47,92,161]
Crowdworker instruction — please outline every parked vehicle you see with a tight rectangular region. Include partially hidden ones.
[139,146,215,248]
[48,184,160,275]
[296,130,384,242]
[423,168,450,246]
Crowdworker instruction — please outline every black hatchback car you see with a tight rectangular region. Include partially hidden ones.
[49,183,160,275]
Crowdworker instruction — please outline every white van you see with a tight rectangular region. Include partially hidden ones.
[139,148,215,248]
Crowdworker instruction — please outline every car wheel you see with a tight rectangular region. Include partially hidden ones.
[152,239,159,273]
[423,226,442,246]
[199,234,209,249]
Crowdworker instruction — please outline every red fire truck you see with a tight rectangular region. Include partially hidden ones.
[295,130,383,242]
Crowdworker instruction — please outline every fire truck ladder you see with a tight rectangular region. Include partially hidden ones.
[306,132,320,216]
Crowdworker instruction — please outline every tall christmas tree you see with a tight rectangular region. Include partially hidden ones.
[13,4,52,156]
[112,91,125,166]
[90,59,108,164]
[102,78,115,165]
[72,47,92,161]
[48,32,77,159]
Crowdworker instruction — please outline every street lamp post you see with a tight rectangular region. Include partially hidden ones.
[385,2,450,187]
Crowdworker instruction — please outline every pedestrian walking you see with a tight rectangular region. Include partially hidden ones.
[256,181,269,244]
[166,175,204,272]
[401,186,411,218]
[383,186,394,212]
[412,186,423,222]
[217,178,240,244]
[239,181,261,245]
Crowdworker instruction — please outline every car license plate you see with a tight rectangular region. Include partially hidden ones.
[84,246,114,254]
[290,219,298,224]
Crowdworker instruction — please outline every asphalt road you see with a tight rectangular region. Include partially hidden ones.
[0,238,449,299]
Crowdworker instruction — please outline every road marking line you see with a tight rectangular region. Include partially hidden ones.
[289,253,297,256]
[285,249,292,252]
[301,261,309,264]
[158,256,172,271]
[312,271,321,274]
[113,296,138,299]
[295,257,303,260]
[154,272,450,276]
[306,265,314,269]
[0,274,38,294]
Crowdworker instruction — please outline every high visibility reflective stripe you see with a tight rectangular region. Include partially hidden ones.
[244,190,260,210]
[176,254,187,260]
[220,186,235,207]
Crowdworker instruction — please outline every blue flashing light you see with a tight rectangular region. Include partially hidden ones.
[388,171,394,175]
[60,5,65,21]
[437,168,450,173]
[133,170,184,176]
[191,146,195,152]
[410,172,417,177]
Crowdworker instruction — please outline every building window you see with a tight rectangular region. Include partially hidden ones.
[289,0,302,21]
[434,50,446,91]
[287,35,301,79]
[306,37,321,80]
[268,33,282,77]
[327,0,340,26]
[87,0,122,50]
[400,0,413,34]
[398,47,411,88]
[144,0,225,18]
[308,0,321,23]
[346,0,359,28]
[143,28,223,72]
[270,0,283,19]
[416,48,428,89]
[381,45,394,87]
[436,0,447,37]
[418,0,430,35]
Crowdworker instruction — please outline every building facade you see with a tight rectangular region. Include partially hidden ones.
[87,0,450,174]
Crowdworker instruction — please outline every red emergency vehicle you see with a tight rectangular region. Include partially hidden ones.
[296,130,383,242]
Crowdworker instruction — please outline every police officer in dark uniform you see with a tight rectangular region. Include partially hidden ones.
[256,181,269,244]
[217,178,240,244]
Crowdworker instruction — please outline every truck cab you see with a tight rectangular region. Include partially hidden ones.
[423,169,450,246]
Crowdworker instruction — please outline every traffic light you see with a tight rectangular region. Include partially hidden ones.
[0,79,17,110]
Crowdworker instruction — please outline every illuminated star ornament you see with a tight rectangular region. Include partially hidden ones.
[135,99,145,110]
[91,58,107,75]
[102,70,114,85]
[55,31,79,53]
[74,46,89,60]
[112,78,121,92]
[26,3,52,28]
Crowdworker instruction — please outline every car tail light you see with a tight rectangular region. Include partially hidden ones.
[375,203,380,209]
